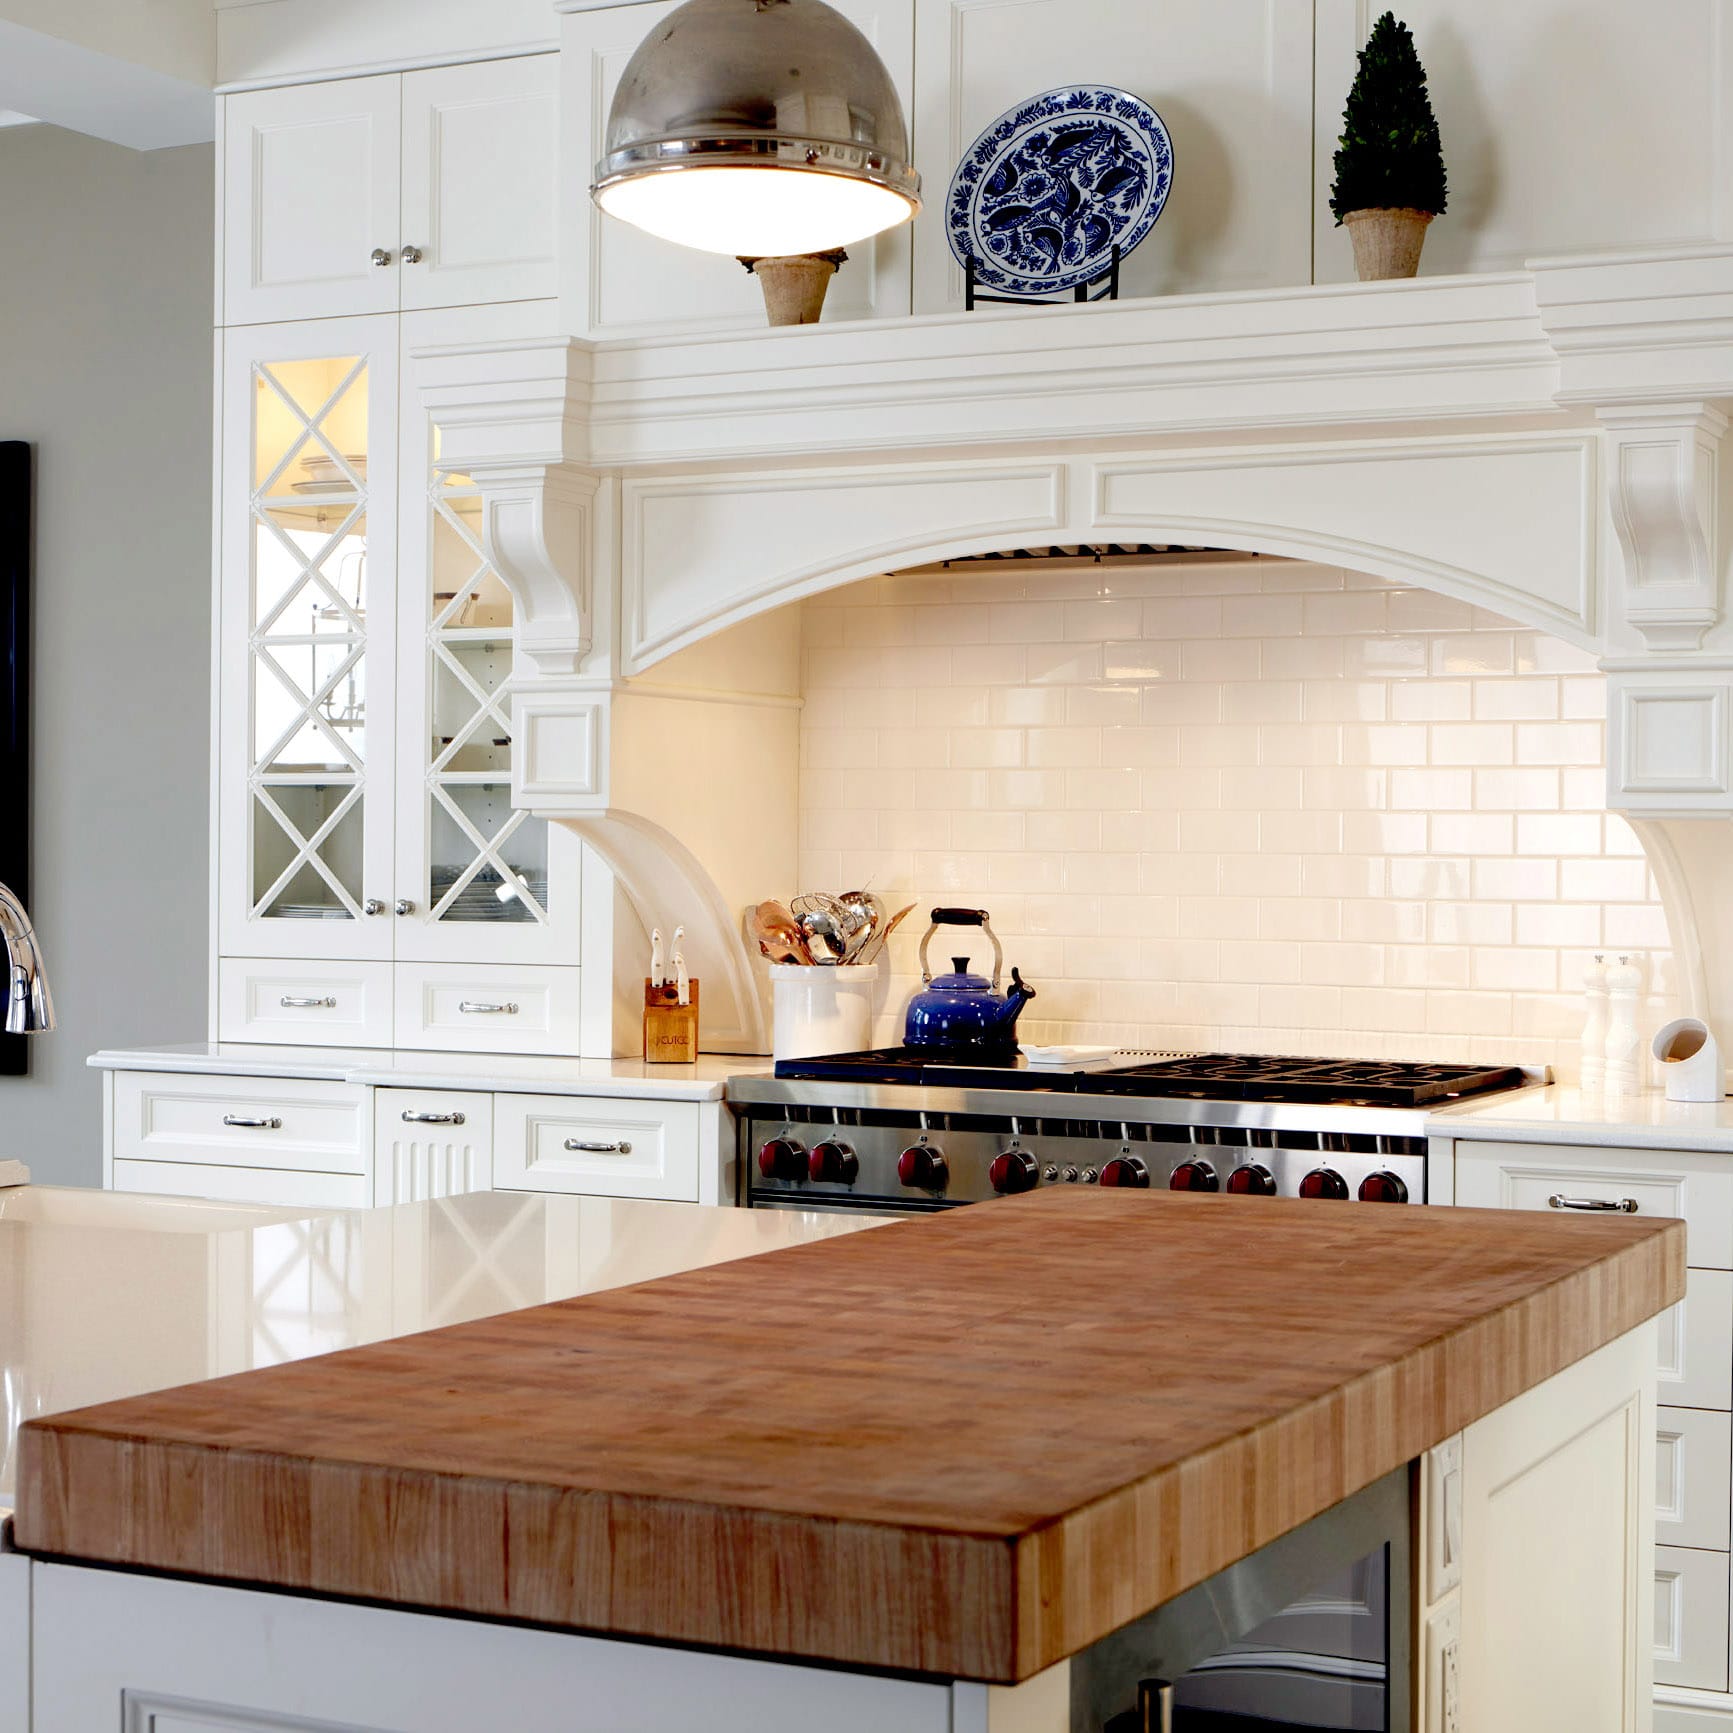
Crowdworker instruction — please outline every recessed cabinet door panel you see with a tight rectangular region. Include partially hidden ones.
[1654,1544,1731,1692]
[562,0,914,337]
[217,318,399,962]
[910,0,1313,314]
[1657,1268,1733,1413]
[1655,1406,1733,1551]
[400,57,559,311]
[223,77,402,325]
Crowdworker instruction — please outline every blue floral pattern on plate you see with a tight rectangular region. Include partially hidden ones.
[946,85,1173,296]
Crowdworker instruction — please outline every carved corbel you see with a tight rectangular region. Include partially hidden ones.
[414,336,598,675]
[1598,402,1727,652]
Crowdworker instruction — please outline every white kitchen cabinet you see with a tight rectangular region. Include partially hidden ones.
[102,1070,726,1213]
[560,0,913,338]
[224,57,558,327]
[908,0,1314,316]
[493,1093,703,1203]
[222,74,403,325]
[399,57,559,313]
[215,301,582,1046]
[1655,1545,1732,1694]
[217,315,400,965]
[372,1088,493,1205]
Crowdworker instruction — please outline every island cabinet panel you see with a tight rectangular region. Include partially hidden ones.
[0,1549,24,1733]
[27,1562,963,1733]
[1660,1268,1733,1412]
[15,1191,1683,1685]
[1456,1326,1656,1732]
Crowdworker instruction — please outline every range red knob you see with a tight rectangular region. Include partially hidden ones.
[1226,1162,1277,1197]
[1169,1159,1219,1192]
[1299,1167,1350,1200]
[808,1139,858,1185]
[1099,1156,1151,1189]
[897,1144,949,1190]
[1358,1170,1410,1204]
[757,1136,805,1182]
[989,1149,1040,1195]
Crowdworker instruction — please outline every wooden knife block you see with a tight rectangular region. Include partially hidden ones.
[644,979,699,1064]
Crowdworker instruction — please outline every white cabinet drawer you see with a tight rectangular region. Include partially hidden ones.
[393,962,581,1056]
[218,958,394,1047]
[112,1072,369,1175]
[112,1159,368,1211]
[373,1089,494,1206]
[1657,1406,1733,1550]
[1453,1139,1733,1268]
[1660,1268,1733,1412]
[493,1094,700,1202]
[1655,1545,1731,1692]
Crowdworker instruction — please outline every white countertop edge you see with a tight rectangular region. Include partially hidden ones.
[1428,1083,1733,1155]
[86,1046,770,1102]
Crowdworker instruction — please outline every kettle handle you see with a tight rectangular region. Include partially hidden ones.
[919,908,1003,987]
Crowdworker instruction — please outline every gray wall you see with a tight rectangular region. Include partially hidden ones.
[0,125,212,1184]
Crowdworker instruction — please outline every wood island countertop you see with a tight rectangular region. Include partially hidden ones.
[15,1190,1682,1682]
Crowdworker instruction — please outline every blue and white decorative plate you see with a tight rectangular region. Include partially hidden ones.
[946,86,1174,297]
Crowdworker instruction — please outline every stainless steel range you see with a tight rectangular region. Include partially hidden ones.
[730,1050,1536,1213]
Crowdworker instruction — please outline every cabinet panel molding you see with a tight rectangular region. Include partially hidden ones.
[1608,676,1733,812]
[223,78,403,326]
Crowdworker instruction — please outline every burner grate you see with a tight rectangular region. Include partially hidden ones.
[1090,1054,1527,1108]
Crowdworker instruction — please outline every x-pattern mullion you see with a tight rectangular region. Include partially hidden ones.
[253,502,368,638]
[428,642,513,775]
[427,786,544,923]
[251,782,362,919]
[254,642,365,777]
[254,357,369,500]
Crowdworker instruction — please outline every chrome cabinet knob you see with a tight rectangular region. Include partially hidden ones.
[370,247,393,267]
[395,899,415,916]
[401,245,424,264]
[362,898,386,916]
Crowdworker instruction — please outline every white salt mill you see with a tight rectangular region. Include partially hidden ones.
[1580,953,1608,1092]
[1603,954,1643,1094]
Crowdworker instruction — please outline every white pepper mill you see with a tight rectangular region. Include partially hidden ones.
[1579,953,1608,1092]
[1603,954,1643,1094]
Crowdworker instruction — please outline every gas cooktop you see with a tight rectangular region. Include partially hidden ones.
[771,1048,1527,1109]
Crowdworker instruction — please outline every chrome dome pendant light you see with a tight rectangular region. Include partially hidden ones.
[592,0,921,259]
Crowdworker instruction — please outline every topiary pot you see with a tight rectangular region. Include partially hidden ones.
[1342,207,1433,281]
[741,252,846,326]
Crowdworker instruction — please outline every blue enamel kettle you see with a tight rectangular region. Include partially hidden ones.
[903,908,1037,1055]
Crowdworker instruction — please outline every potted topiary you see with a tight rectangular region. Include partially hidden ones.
[1330,11,1447,280]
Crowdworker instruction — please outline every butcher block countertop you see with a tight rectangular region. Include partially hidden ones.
[16,1190,1682,1683]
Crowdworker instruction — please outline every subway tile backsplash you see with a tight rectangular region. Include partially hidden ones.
[797,557,1675,1078]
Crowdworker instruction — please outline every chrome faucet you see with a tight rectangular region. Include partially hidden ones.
[0,880,53,1034]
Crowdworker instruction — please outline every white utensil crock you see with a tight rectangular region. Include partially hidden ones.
[770,963,878,1061]
[1652,1017,1726,1102]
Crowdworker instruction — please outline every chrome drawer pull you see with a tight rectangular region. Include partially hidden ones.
[279,995,336,1010]
[1548,1193,1639,1214]
[223,1115,282,1130]
[565,1139,632,1155]
[402,1110,465,1126]
[458,1000,518,1015]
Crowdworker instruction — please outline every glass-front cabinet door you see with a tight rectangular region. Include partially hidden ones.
[219,319,399,962]
[392,303,581,965]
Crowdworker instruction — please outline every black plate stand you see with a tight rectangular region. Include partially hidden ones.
[965,244,1121,311]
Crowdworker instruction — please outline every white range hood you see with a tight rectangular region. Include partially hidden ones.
[417,246,1733,1054]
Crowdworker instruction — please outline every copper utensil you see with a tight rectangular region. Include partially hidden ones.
[749,900,811,964]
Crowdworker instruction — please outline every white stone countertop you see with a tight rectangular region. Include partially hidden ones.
[0,1185,882,1511]
[87,1042,771,1101]
[1429,1082,1733,1153]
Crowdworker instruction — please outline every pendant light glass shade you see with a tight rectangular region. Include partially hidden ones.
[592,0,921,257]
